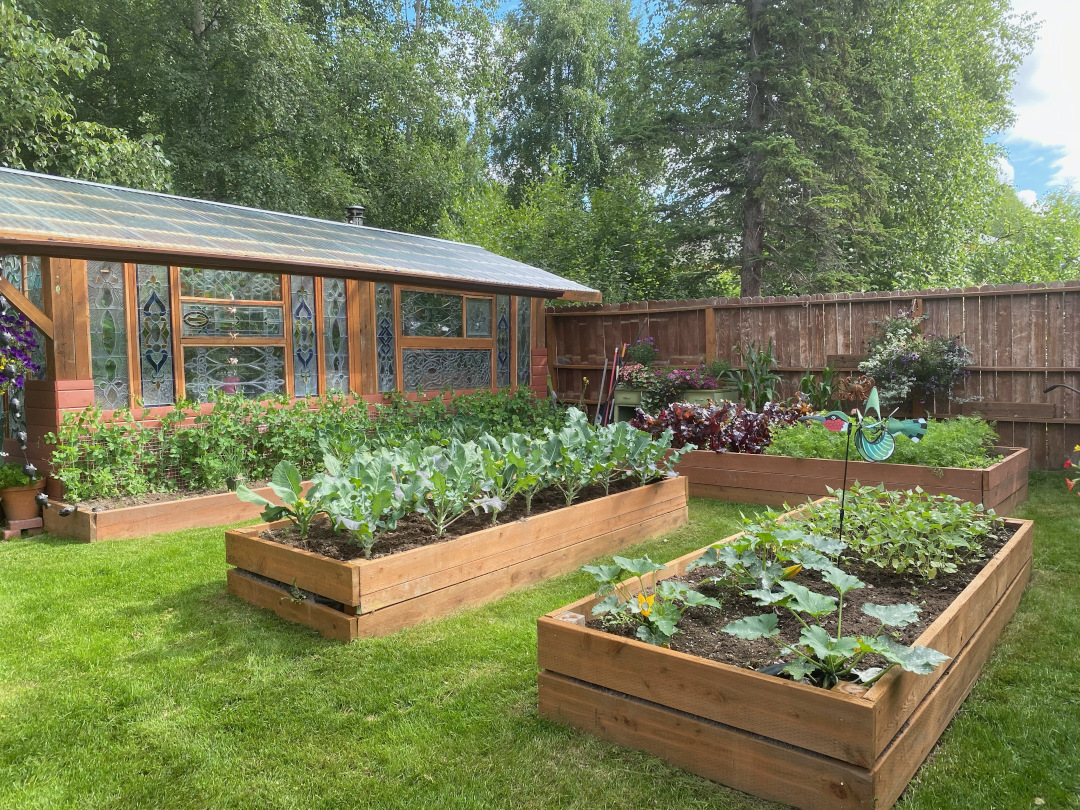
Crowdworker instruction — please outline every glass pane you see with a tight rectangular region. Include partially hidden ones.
[516,296,531,385]
[402,349,491,391]
[400,290,462,337]
[323,278,350,393]
[466,297,492,337]
[87,260,130,409]
[290,275,317,397]
[136,264,175,406]
[496,294,511,387]
[25,256,42,309]
[1,254,21,290]
[179,267,282,301]
[180,302,284,337]
[376,283,396,392]
[182,345,285,402]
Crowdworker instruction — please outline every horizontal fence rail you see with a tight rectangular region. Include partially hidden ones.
[546,281,1080,470]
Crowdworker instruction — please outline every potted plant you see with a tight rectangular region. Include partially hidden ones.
[0,462,45,521]
[613,338,658,409]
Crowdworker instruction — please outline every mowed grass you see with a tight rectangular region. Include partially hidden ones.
[0,477,1077,810]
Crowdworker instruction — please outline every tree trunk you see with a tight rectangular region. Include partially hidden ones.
[740,0,767,298]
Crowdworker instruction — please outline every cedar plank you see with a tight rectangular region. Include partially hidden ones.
[226,570,357,642]
[360,491,688,611]
[870,559,1031,810]
[226,532,359,606]
[538,672,875,810]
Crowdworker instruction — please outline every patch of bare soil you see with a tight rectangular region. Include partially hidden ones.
[587,523,1014,677]
[77,481,270,511]
[260,478,641,561]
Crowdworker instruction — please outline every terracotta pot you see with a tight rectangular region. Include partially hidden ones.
[1,479,46,521]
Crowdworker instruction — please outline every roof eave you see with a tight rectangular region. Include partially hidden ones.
[0,234,601,302]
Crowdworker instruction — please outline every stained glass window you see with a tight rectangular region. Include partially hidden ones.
[290,276,317,397]
[516,297,531,385]
[495,295,511,387]
[182,345,285,401]
[25,257,42,309]
[401,290,463,337]
[180,303,284,338]
[2,254,21,290]
[136,264,174,406]
[87,260,130,408]
[402,349,491,391]
[323,278,350,393]
[179,268,282,301]
[466,297,492,337]
[376,283,396,392]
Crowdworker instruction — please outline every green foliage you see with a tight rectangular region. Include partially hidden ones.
[859,312,974,407]
[0,462,31,489]
[766,417,1000,469]
[584,554,720,646]
[235,461,338,539]
[47,389,562,503]
[798,364,838,411]
[0,0,169,188]
[791,483,1004,580]
[726,341,781,411]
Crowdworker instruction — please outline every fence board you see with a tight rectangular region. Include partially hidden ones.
[548,283,1080,471]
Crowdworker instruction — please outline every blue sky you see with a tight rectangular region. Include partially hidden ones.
[995,0,1079,202]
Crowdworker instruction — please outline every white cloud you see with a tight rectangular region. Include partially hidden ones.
[1017,189,1038,207]
[1004,0,1080,188]
[995,155,1015,185]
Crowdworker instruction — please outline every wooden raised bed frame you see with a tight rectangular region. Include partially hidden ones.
[42,482,314,542]
[226,476,689,641]
[675,445,1028,513]
[537,513,1034,810]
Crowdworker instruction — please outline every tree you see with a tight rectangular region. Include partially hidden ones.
[0,0,169,189]
[653,0,1034,296]
[495,0,642,196]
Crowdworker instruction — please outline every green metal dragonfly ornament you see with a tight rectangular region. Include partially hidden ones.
[801,387,927,462]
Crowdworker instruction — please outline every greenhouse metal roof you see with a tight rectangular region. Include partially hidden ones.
[0,168,600,301]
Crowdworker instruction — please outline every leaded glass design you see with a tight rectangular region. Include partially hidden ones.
[183,345,285,401]
[87,260,130,408]
[516,297,531,385]
[1,254,21,290]
[402,349,491,391]
[401,290,463,337]
[495,294,511,387]
[179,268,282,301]
[376,283,396,392]
[466,297,492,337]
[290,275,317,397]
[323,278,350,393]
[25,256,42,309]
[136,264,174,405]
[180,302,284,338]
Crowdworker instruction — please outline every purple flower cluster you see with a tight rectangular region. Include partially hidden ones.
[0,308,40,394]
[659,367,721,391]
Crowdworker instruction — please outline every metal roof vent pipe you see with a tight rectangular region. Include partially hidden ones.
[346,205,366,226]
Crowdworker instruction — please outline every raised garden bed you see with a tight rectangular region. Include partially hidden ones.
[226,475,689,641]
[43,482,313,542]
[675,445,1028,512]
[537,511,1034,810]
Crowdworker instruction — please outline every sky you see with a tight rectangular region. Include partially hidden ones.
[998,0,1080,202]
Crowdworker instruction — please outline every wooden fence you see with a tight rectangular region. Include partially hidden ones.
[544,281,1080,470]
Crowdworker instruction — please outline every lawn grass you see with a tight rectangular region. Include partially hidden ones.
[1,477,1077,809]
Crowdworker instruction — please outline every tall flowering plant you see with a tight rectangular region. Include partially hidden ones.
[0,306,40,397]
[859,310,973,408]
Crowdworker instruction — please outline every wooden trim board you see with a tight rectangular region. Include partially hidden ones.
[537,516,1034,810]
[43,481,314,542]
[226,477,689,640]
[674,447,1029,511]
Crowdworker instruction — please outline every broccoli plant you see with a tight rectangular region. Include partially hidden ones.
[234,460,337,539]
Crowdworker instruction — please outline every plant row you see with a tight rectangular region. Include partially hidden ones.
[46,387,564,503]
[584,483,1005,688]
[238,409,686,558]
